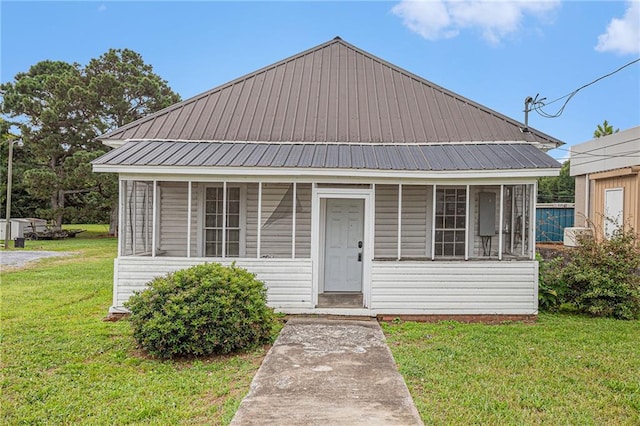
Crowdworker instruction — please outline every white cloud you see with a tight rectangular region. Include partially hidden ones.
[595,1,640,55]
[391,0,560,44]
[98,4,107,13]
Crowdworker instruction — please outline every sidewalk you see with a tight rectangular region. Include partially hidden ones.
[231,317,423,425]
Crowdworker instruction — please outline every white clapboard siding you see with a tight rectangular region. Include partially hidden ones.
[375,184,398,257]
[371,261,538,314]
[113,257,313,310]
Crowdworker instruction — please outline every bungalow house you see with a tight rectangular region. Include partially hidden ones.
[93,37,562,320]
[571,126,640,239]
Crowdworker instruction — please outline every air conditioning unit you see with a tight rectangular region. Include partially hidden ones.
[563,227,593,247]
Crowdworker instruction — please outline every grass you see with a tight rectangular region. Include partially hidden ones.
[1,225,267,425]
[383,316,640,425]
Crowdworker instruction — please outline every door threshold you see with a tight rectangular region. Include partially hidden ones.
[317,292,363,308]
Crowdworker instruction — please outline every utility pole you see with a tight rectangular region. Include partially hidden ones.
[4,139,17,249]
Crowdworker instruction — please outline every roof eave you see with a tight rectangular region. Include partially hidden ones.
[91,164,561,179]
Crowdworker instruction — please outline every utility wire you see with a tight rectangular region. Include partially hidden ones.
[530,57,640,118]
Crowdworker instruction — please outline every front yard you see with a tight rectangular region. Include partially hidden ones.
[1,228,638,424]
[384,316,640,425]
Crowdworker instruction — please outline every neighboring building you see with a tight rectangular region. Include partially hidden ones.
[571,126,640,238]
[93,37,562,319]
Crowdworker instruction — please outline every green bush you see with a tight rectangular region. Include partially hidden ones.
[125,262,277,358]
[538,227,640,319]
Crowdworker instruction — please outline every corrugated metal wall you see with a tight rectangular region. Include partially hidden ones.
[536,205,575,242]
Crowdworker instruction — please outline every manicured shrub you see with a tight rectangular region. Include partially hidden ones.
[538,227,640,319]
[125,262,277,358]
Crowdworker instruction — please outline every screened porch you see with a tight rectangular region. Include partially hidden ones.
[118,180,536,262]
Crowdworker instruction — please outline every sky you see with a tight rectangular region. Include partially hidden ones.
[1,1,639,161]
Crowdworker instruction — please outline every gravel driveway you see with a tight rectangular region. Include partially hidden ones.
[0,251,70,269]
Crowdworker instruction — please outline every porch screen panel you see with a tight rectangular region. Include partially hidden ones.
[374,185,398,258]
[295,183,312,258]
[122,181,154,256]
[158,182,188,257]
[400,185,430,258]
[204,186,241,257]
[501,184,532,258]
[434,187,466,257]
[260,183,293,258]
[468,186,500,258]
[245,183,259,258]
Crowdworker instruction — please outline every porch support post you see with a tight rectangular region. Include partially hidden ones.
[187,181,192,258]
[371,183,376,259]
[118,179,124,257]
[530,182,536,259]
[431,184,437,260]
[222,181,227,259]
[521,185,526,257]
[257,182,262,259]
[152,180,157,257]
[499,185,504,260]
[510,186,515,253]
[464,184,470,260]
[132,181,137,255]
[292,182,297,259]
[397,184,402,260]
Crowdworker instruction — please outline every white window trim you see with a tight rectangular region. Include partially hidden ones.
[200,183,247,258]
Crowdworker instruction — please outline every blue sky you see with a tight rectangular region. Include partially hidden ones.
[2,1,639,160]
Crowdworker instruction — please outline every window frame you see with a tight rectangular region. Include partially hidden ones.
[201,183,246,258]
[434,186,467,258]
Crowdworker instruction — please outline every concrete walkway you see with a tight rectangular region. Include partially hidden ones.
[231,317,423,425]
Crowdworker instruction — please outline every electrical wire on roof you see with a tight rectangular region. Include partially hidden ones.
[526,57,640,119]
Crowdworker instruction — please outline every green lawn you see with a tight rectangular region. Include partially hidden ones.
[383,317,640,425]
[1,226,265,425]
[3,228,639,424]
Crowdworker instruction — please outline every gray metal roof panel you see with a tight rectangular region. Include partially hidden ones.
[98,38,563,148]
[92,141,561,171]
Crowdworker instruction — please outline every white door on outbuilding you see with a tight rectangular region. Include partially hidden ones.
[323,199,364,292]
[604,188,624,238]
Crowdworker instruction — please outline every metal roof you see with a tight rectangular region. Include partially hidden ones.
[93,140,560,171]
[98,37,563,148]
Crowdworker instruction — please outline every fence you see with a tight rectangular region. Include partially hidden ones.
[536,203,575,243]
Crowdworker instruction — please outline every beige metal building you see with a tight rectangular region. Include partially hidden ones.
[571,126,640,238]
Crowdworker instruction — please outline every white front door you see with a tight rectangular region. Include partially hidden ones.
[323,199,364,292]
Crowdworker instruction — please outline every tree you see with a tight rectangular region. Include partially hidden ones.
[593,119,619,138]
[1,61,101,227]
[537,160,574,203]
[1,50,180,230]
[84,49,181,234]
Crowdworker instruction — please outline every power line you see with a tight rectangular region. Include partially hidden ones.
[528,57,640,119]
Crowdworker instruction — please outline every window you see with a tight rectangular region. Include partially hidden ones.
[435,188,466,257]
[204,186,240,257]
